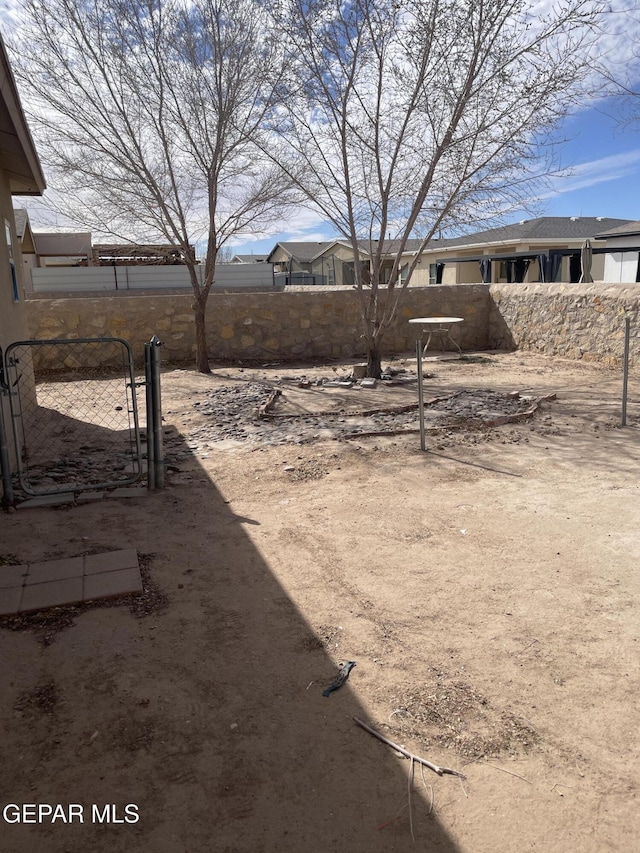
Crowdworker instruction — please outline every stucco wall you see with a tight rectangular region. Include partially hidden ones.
[489,282,639,365]
[1,171,34,471]
[26,285,490,367]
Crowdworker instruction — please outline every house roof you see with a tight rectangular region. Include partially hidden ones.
[34,231,92,257]
[231,254,269,263]
[13,206,28,239]
[0,34,46,195]
[267,241,336,263]
[594,219,640,239]
[267,218,632,264]
[421,217,632,251]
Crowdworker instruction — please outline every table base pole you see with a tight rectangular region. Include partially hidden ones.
[417,339,426,451]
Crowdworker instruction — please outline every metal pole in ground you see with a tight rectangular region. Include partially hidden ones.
[416,339,426,451]
[144,341,155,490]
[150,335,164,488]
[0,349,14,507]
[621,315,631,427]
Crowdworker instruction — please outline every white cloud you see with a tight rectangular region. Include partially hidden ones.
[226,207,336,247]
[537,148,640,200]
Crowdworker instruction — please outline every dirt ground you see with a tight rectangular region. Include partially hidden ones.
[0,350,638,853]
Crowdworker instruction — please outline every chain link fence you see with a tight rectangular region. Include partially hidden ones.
[3,338,143,496]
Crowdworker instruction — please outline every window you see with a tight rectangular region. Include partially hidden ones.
[5,219,18,301]
[429,263,437,284]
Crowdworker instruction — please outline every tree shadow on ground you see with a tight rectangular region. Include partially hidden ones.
[0,421,463,853]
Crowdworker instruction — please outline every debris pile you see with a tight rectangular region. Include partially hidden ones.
[165,382,550,456]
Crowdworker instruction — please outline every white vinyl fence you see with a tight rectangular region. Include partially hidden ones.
[30,263,275,294]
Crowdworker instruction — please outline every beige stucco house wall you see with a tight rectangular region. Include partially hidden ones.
[269,221,622,290]
[596,222,640,283]
[404,236,609,286]
[0,33,46,482]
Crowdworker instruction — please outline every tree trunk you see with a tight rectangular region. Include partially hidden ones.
[366,347,382,379]
[194,300,211,374]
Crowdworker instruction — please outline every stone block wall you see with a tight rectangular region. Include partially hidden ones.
[26,285,490,367]
[489,283,640,366]
[24,282,639,370]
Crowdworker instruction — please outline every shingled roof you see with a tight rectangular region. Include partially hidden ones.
[594,219,640,239]
[267,218,632,262]
[425,217,632,249]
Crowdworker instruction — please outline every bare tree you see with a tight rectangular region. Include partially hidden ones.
[11,0,292,373]
[595,5,640,127]
[271,0,602,376]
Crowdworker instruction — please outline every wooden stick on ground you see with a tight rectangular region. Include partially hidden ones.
[354,717,466,779]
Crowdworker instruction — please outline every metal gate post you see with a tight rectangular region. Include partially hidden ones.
[150,336,164,488]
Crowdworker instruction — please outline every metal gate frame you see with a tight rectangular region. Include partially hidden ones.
[2,336,144,498]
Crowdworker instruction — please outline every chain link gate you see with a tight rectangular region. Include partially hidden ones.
[2,337,143,497]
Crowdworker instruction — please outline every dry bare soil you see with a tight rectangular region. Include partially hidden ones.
[0,351,638,853]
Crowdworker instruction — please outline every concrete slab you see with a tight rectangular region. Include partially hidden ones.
[0,565,28,589]
[17,493,75,509]
[108,487,148,498]
[20,577,84,613]
[0,550,143,614]
[83,567,142,601]
[0,586,23,615]
[27,556,84,585]
[76,492,105,503]
[84,549,139,576]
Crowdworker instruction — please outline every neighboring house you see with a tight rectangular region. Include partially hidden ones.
[15,210,92,280]
[267,239,404,286]
[268,218,631,286]
[231,253,269,264]
[0,32,46,476]
[268,240,343,285]
[35,231,92,267]
[596,220,640,283]
[14,206,36,257]
[407,217,632,285]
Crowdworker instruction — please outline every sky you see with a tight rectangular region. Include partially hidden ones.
[3,0,640,256]
[213,96,640,258]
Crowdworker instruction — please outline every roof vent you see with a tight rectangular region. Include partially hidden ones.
[519,219,526,224]
[596,216,604,221]
[570,216,579,221]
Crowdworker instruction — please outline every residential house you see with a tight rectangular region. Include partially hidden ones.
[407,217,632,285]
[268,218,631,287]
[595,220,640,283]
[267,239,398,286]
[0,32,46,478]
[15,210,92,278]
[230,253,269,264]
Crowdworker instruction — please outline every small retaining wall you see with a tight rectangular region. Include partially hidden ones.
[26,285,490,367]
[489,283,640,366]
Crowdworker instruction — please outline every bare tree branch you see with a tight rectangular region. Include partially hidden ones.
[269,0,603,375]
[11,0,295,373]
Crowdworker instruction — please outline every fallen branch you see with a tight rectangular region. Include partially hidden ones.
[354,717,466,778]
[259,391,463,421]
[473,760,532,784]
